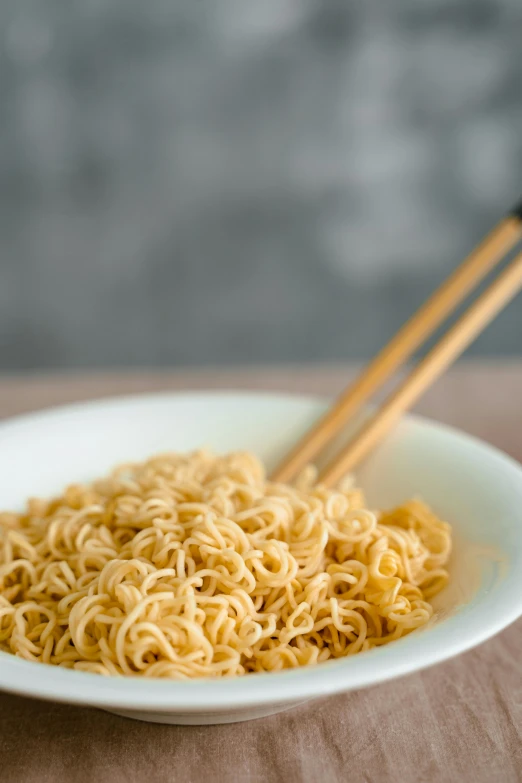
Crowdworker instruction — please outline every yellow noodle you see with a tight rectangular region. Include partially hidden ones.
[0,450,451,678]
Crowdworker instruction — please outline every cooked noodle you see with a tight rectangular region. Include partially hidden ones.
[0,450,451,678]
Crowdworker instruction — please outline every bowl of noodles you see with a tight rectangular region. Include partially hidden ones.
[1,391,522,725]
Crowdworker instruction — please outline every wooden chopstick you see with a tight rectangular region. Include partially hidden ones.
[270,202,522,484]
[319,247,522,486]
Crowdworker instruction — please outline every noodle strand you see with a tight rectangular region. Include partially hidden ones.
[0,450,451,678]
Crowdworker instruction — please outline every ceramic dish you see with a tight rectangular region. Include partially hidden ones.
[1,391,521,724]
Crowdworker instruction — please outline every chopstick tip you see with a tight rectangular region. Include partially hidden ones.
[510,198,522,220]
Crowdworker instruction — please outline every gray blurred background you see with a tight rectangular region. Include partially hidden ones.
[1,0,521,371]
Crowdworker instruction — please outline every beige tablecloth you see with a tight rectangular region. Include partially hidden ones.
[1,364,522,783]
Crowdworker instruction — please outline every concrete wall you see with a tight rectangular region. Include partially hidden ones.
[1,0,521,369]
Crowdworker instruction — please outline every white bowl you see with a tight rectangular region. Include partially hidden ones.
[1,391,522,725]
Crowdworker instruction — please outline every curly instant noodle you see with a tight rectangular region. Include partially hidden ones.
[0,450,451,678]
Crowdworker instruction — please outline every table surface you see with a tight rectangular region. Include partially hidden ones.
[1,364,522,783]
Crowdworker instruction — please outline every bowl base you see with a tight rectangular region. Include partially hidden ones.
[105,700,307,725]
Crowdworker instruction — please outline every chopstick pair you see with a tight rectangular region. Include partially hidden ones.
[271,200,522,487]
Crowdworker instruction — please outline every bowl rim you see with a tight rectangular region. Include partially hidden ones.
[1,389,522,713]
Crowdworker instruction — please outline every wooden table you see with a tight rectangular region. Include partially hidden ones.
[1,364,522,783]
